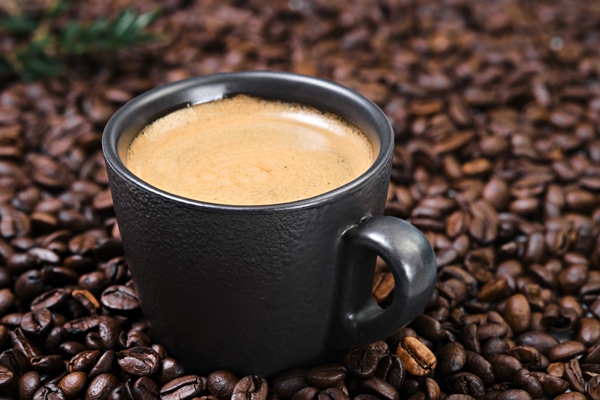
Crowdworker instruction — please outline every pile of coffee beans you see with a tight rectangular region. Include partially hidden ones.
[1,0,600,398]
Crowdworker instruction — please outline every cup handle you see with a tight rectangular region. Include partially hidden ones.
[335,216,436,347]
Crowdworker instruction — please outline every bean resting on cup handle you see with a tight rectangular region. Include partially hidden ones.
[335,216,436,347]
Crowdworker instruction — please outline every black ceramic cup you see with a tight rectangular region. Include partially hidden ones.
[102,71,436,378]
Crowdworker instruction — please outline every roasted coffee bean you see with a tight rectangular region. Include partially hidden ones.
[121,329,150,349]
[0,364,15,389]
[63,316,100,336]
[502,294,530,333]
[12,327,41,358]
[0,288,15,315]
[444,395,475,400]
[344,341,388,378]
[513,368,542,398]
[464,351,494,385]
[291,386,319,400]
[576,317,600,345]
[553,393,587,400]
[515,332,559,355]
[436,342,466,376]
[272,369,308,399]
[30,354,63,374]
[548,341,587,362]
[306,364,346,389]
[481,338,509,359]
[33,384,67,400]
[98,316,121,350]
[386,328,418,351]
[353,396,379,400]
[495,389,532,400]
[588,375,600,400]
[89,350,117,379]
[158,357,186,386]
[86,373,119,400]
[117,346,159,376]
[316,388,349,400]
[563,358,585,393]
[57,371,87,399]
[505,346,542,370]
[68,350,102,373]
[19,370,41,399]
[207,370,239,400]
[30,288,69,311]
[357,377,399,400]
[409,314,446,341]
[447,373,485,399]
[132,377,159,400]
[160,375,205,400]
[14,270,45,303]
[20,308,53,338]
[100,285,140,311]
[383,355,405,390]
[232,376,268,400]
[528,372,569,396]
[488,354,522,382]
[396,336,437,376]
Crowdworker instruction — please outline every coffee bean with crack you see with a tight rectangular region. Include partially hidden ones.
[100,285,140,312]
[396,336,437,376]
[160,375,204,400]
[117,346,160,376]
[344,341,389,378]
[231,375,268,400]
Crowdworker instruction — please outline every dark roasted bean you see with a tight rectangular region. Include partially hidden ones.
[89,350,117,379]
[357,377,399,400]
[232,376,268,400]
[548,341,587,362]
[495,389,532,400]
[344,341,388,378]
[68,350,102,373]
[563,358,585,393]
[19,370,41,400]
[516,332,559,355]
[529,371,569,396]
[33,384,67,400]
[160,375,205,400]
[291,386,318,400]
[316,388,349,400]
[513,368,542,397]
[447,373,485,399]
[488,354,522,382]
[57,371,87,399]
[207,370,239,400]
[85,373,119,400]
[157,357,186,386]
[306,364,346,389]
[117,346,159,377]
[132,376,159,400]
[436,342,466,376]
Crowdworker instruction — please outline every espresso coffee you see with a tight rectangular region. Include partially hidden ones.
[124,95,374,205]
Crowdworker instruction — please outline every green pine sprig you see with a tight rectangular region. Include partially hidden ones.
[0,1,161,81]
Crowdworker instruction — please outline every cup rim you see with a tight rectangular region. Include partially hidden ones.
[102,70,394,212]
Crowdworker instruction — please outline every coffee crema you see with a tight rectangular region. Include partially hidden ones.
[124,95,374,205]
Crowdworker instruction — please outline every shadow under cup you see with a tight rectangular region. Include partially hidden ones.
[102,71,436,378]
